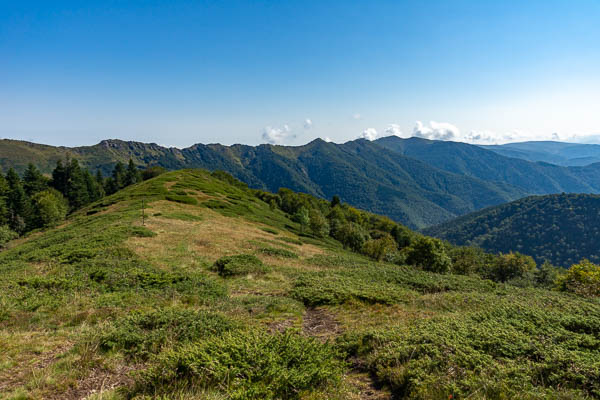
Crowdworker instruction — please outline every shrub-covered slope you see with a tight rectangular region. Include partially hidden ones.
[425,193,600,267]
[1,169,600,399]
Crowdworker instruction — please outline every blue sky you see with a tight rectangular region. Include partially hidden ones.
[1,0,599,147]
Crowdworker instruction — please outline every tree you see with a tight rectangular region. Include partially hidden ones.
[124,159,141,186]
[362,233,397,261]
[0,174,10,226]
[534,261,564,288]
[336,222,369,252]
[487,252,536,283]
[23,163,49,196]
[331,195,341,208]
[5,168,32,232]
[31,189,68,228]
[309,209,329,238]
[293,206,310,233]
[405,236,452,273]
[111,162,126,191]
[84,170,104,202]
[51,159,69,195]
[65,159,90,209]
[557,259,600,297]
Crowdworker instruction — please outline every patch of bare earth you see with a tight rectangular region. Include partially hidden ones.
[302,307,342,341]
[0,342,73,392]
[301,308,392,400]
[53,364,137,400]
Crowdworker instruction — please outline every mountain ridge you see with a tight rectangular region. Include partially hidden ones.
[3,136,600,229]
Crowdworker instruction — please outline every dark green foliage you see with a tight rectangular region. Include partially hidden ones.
[212,254,269,277]
[22,163,49,196]
[484,252,536,283]
[141,165,167,180]
[426,193,600,267]
[31,189,68,228]
[405,236,452,273]
[339,297,600,399]
[8,136,600,230]
[123,158,141,186]
[5,168,32,232]
[133,330,345,399]
[0,225,17,247]
[98,308,235,359]
[165,193,198,205]
[258,246,298,258]
[361,233,397,261]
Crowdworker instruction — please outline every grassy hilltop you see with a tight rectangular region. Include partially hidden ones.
[1,170,600,399]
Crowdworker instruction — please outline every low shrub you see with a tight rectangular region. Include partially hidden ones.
[212,254,269,277]
[98,308,236,359]
[165,194,198,205]
[132,330,345,399]
[259,246,298,259]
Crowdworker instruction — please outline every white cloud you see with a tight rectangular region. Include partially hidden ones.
[384,123,408,138]
[304,119,313,129]
[352,113,362,120]
[413,121,461,141]
[359,128,378,141]
[323,136,333,142]
[262,124,294,145]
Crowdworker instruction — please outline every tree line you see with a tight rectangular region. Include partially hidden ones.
[250,183,568,290]
[0,158,164,245]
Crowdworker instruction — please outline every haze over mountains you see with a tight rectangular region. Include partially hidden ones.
[481,141,600,166]
[2,136,600,229]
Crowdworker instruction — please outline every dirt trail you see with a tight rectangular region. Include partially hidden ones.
[301,308,392,400]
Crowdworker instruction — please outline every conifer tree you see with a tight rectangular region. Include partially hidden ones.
[5,168,32,232]
[124,159,141,186]
[23,163,49,196]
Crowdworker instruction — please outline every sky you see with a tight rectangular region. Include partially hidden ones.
[1,0,600,148]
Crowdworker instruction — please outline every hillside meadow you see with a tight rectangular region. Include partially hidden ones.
[0,170,599,399]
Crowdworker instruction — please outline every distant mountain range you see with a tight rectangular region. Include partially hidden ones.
[424,193,600,267]
[480,141,600,166]
[2,136,600,229]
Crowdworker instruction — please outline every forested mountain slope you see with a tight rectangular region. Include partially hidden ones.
[4,137,600,229]
[375,136,600,193]
[0,138,527,228]
[425,193,600,267]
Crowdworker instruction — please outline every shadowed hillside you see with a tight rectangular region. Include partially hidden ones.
[425,193,600,267]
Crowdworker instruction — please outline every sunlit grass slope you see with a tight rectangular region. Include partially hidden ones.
[1,169,599,399]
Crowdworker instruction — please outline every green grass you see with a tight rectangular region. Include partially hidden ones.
[2,169,600,400]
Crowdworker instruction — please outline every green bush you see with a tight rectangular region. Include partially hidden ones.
[361,233,397,261]
[557,259,600,297]
[259,246,298,259]
[165,193,198,205]
[405,236,452,273]
[0,225,18,247]
[212,254,269,277]
[133,330,345,399]
[98,308,235,359]
[486,252,536,283]
[338,301,600,399]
